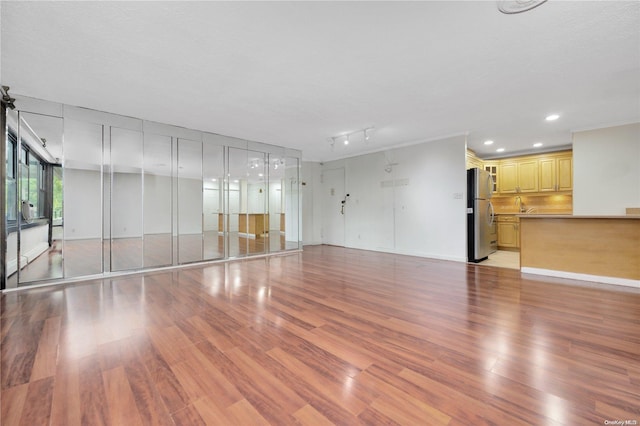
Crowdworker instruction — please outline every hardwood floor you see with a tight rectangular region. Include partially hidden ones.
[12,232,298,287]
[2,245,639,425]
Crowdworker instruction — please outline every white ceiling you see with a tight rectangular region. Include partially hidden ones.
[1,1,639,162]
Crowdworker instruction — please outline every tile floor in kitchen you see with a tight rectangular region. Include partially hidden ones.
[481,250,520,269]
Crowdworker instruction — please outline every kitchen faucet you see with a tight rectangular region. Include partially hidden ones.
[515,196,525,213]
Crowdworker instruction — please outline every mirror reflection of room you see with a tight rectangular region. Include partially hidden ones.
[3,102,302,289]
[6,111,64,285]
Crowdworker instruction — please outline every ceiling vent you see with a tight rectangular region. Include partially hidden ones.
[497,0,547,14]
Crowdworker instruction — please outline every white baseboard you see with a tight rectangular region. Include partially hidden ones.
[238,232,257,239]
[521,267,640,289]
[24,242,49,263]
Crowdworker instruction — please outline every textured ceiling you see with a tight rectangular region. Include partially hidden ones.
[1,1,639,161]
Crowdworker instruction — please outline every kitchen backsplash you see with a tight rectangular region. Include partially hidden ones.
[491,194,573,214]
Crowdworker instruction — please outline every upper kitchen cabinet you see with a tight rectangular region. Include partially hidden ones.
[472,150,572,196]
[466,149,484,170]
[539,151,573,192]
[499,159,538,193]
[483,161,498,193]
[499,161,518,193]
[517,159,539,193]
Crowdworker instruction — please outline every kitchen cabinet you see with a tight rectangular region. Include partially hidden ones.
[499,160,538,193]
[539,152,572,192]
[517,160,539,192]
[497,215,519,249]
[557,156,573,191]
[475,150,572,196]
[499,162,518,193]
[239,214,269,237]
[466,150,484,170]
[484,161,498,193]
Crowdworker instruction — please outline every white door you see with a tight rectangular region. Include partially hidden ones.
[321,168,345,246]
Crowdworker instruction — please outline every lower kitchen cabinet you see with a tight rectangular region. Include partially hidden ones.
[497,216,520,249]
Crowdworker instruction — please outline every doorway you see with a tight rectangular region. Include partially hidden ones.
[321,168,346,247]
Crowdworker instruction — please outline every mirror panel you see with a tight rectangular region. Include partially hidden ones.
[284,156,301,250]
[5,109,19,288]
[16,112,64,284]
[110,127,143,271]
[63,119,103,278]
[268,153,285,253]
[177,138,203,263]
[3,103,303,289]
[203,142,224,260]
[246,150,267,256]
[228,148,242,257]
[143,133,173,267]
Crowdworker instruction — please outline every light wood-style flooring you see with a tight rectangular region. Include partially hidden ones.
[480,250,520,270]
[2,245,639,425]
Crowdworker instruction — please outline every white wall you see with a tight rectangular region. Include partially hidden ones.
[310,135,467,261]
[302,161,323,245]
[573,123,640,215]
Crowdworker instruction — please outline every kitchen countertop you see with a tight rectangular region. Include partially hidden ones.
[517,214,640,219]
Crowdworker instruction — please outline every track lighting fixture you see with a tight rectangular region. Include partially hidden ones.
[1,86,16,109]
[328,127,374,150]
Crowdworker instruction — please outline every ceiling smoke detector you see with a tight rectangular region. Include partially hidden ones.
[497,0,547,14]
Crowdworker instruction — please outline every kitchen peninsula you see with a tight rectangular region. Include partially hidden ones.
[519,214,640,287]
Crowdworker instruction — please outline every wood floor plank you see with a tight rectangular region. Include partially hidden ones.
[78,354,111,426]
[171,405,206,426]
[103,366,144,426]
[18,376,55,426]
[169,345,243,407]
[146,325,196,366]
[49,363,82,426]
[0,382,29,426]
[292,404,335,426]
[29,316,61,381]
[225,346,306,423]
[2,245,640,425]
[191,396,231,425]
[123,357,174,426]
[267,346,369,416]
[225,399,272,426]
[140,339,191,414]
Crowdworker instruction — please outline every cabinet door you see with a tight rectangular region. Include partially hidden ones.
[484,163,498,193]
[518,160,539,192]
[499,162,518,193]
[557,156,573,191]
[497,222,518,247]
[538,158,557,192]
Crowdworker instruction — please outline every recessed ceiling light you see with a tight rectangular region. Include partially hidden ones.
[496,148,505,153]
[484,140,494,145]
[545,114,560,121]
[533,142,543,148]
[211,178,217,182]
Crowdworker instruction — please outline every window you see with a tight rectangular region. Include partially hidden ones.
[5,132,17,221]
[18,145,46,220]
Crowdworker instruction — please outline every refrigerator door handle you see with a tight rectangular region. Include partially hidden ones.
[488,202,495,226]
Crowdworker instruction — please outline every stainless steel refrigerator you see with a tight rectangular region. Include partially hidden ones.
[467,168,497,262]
